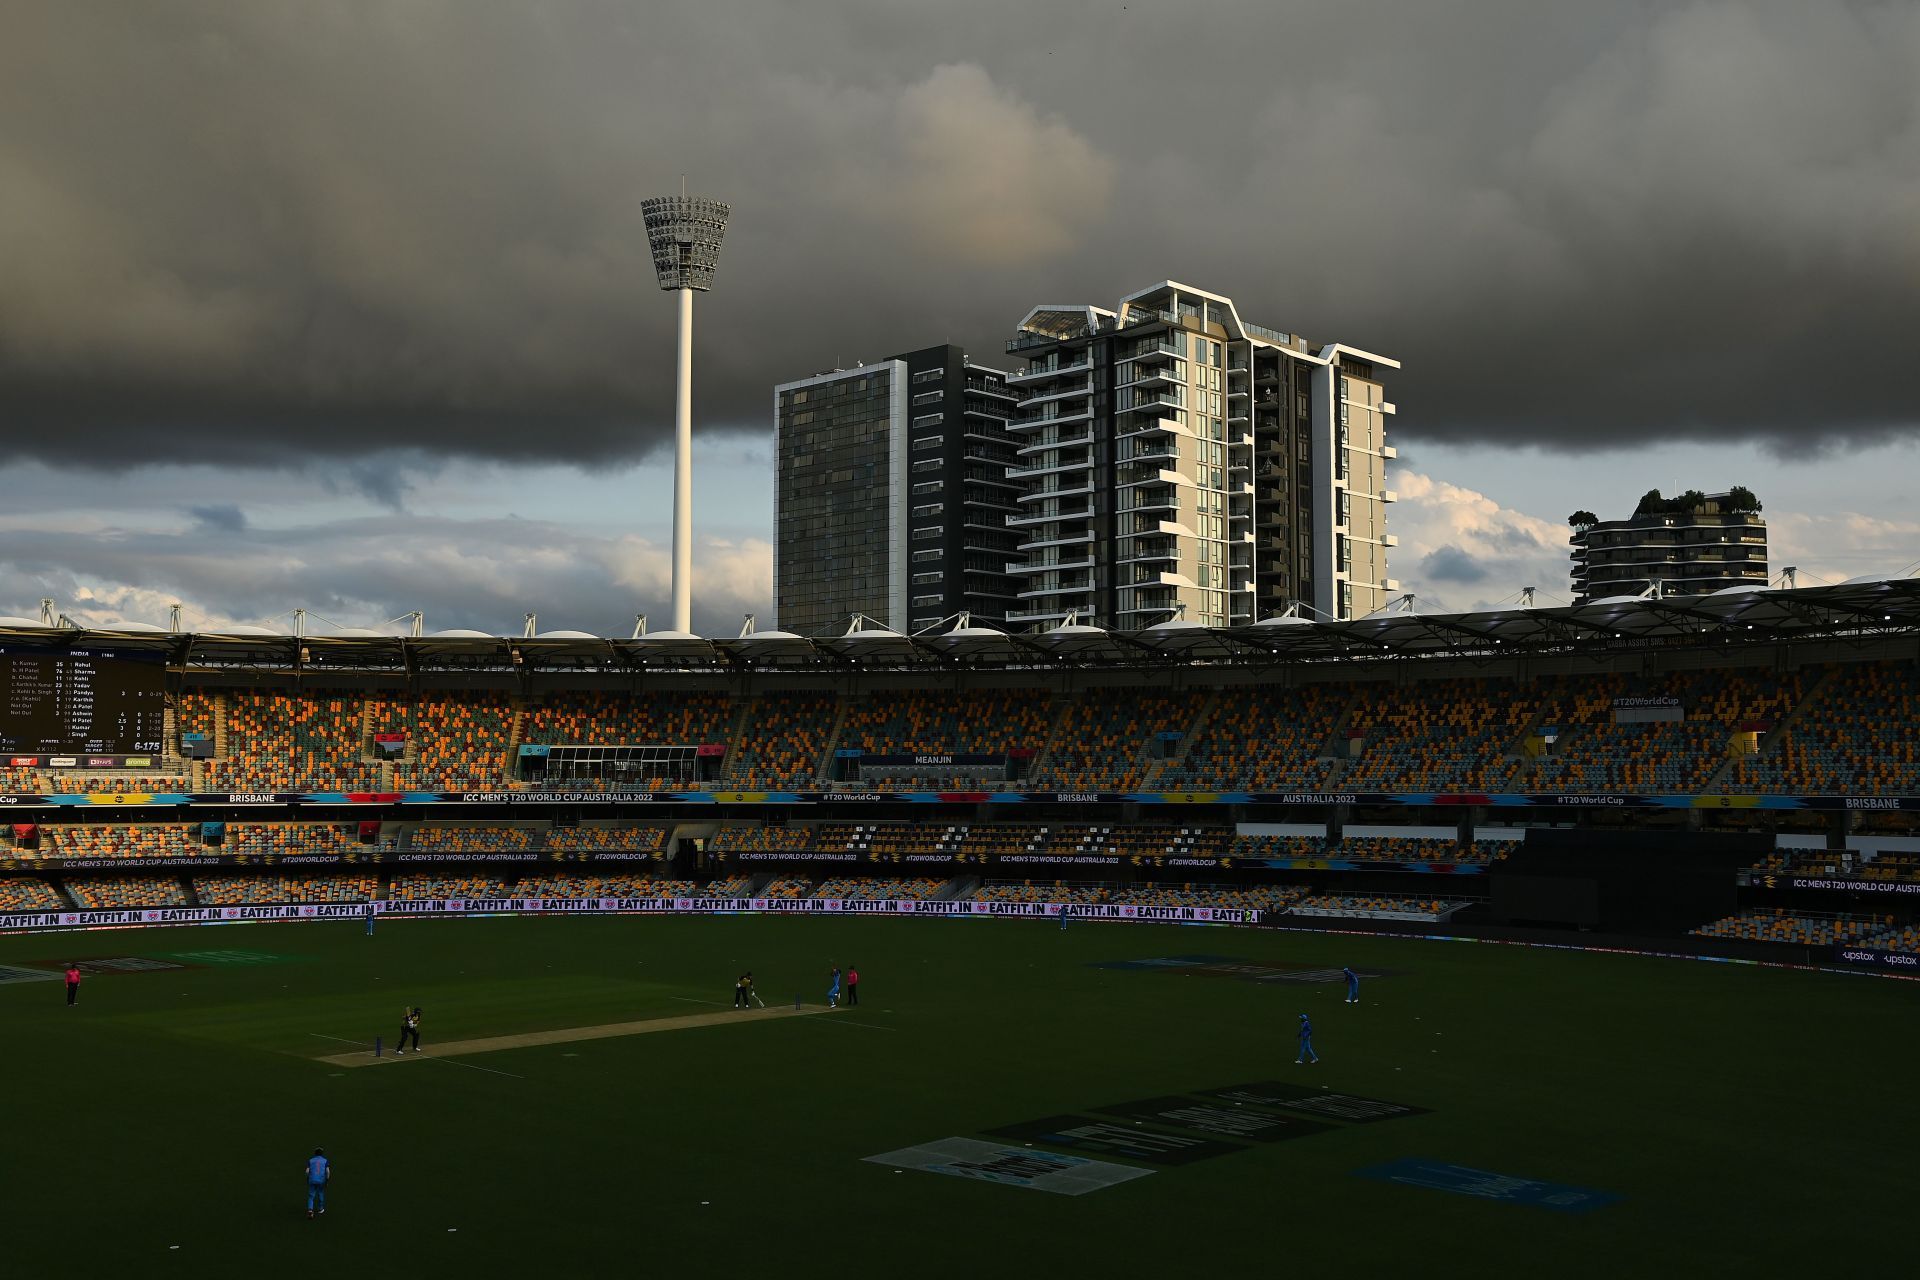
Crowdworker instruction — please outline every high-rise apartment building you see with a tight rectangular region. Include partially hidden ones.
[1568,489,1768,601]
[773,345,1020,636]
[1003,282,1397,626]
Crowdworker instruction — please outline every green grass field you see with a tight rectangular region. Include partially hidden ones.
[0,913,1911,1278]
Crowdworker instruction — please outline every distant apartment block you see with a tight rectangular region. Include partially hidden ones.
[773,345,1020,636]
[1002,281,1397,626]
[1569,488,1768,601]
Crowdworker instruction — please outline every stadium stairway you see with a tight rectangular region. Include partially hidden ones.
[1022,693,1076,782]
[936,875,979,901]
[1317,689,1365,785]
[1725,665,1840,785]
[211,693,229,759]
[722,697,756,782]
[1134,689,1219,789]
[810,698,854,784]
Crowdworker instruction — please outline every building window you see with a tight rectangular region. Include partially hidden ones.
[911,572,942,586]
[912,458,941,473]
[912,525,941,540]
[912,368,944,384]
[1338,534,1352,572]
[911,480,943,496]
[912,413,943,430]
[913,435,943,450]
[1340,582,1353,618]
[912,391,943,407]
[912,549,942,563]
[911,503,944,518]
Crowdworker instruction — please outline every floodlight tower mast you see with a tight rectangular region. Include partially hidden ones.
[641,191,730,634]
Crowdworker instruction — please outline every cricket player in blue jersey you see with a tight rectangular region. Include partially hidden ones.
[1296,1013,1320,1065]
[1343,966,1360,1004]
[305,1148,331,1218]
[828,966,842,1009]
[363,902,375,936]
[1059,903,1070,932]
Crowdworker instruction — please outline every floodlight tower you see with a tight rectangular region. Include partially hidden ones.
[641,191,730,634]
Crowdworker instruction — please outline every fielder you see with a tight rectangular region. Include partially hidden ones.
[1296,1013,1320,1065]
[305,1148,331,1219]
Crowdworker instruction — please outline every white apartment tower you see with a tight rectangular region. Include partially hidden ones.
[1003,282,1398,626]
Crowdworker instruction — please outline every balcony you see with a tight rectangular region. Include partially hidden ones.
[1016,531,1094,553]
[1017,378,1094,409]
[1007,455,1094,482]
[1011,405,1094,432]
[1009,552,1096,575]
[1016,427,1095,455]
[1008,506,1095,528]
[1007,356,1094,384]
[1117,392,1186,416]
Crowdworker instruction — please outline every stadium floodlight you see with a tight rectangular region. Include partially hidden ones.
[641,191,730,635]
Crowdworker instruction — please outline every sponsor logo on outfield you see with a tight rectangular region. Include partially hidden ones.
[985,1116,1243,1166]
[864,1138,1152,1196]
[1355,1158,1618,1213]
[1095,1096,1334,1143]
[1201,1083,1431,1124]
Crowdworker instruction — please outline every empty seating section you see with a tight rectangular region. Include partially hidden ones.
[205,692,376,791]
[1107,883,1304,911]
[408,825,537,851]
[194,875,377,903]
[523,692,732,748]
[1344,679,1539,791]
[1870,923,1920,953]
[388,875,508,899]
[759,878,812,899]
[1294,894,1472,916]
[0,877,63,910]
[67,876,189,907]
[1104,826,1233,859]
[724,693,836,788]
[544,825,667,852]
[1859,853,1920,883]
[1033,692,1194,790]
[1230,834,1479,863]
[512,874,660,897]
[813,877,945,900]
[177,692,218,740]
[226,823,367,855]
[50,825,200,859]
[974,880,1109,904]
[1692,910,1891,946]
[813,824,954,859]
[1528,671,1807,793]
[15,662,1920,796]
[1162,686,1346,790]
[839,691,1050,759]
[1726,662,1920,794]
[712,826,812,852]
[381,695,512,791]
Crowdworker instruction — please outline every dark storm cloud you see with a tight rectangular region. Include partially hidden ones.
[1418,545,1491,586]
[2,0,1917,470]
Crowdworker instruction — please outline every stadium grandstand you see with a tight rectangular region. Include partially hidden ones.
[0,576,1915,965]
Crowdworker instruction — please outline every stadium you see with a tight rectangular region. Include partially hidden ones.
[2,578,1918,1276]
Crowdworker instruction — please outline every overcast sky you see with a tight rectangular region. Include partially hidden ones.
[2,1,1916,633]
